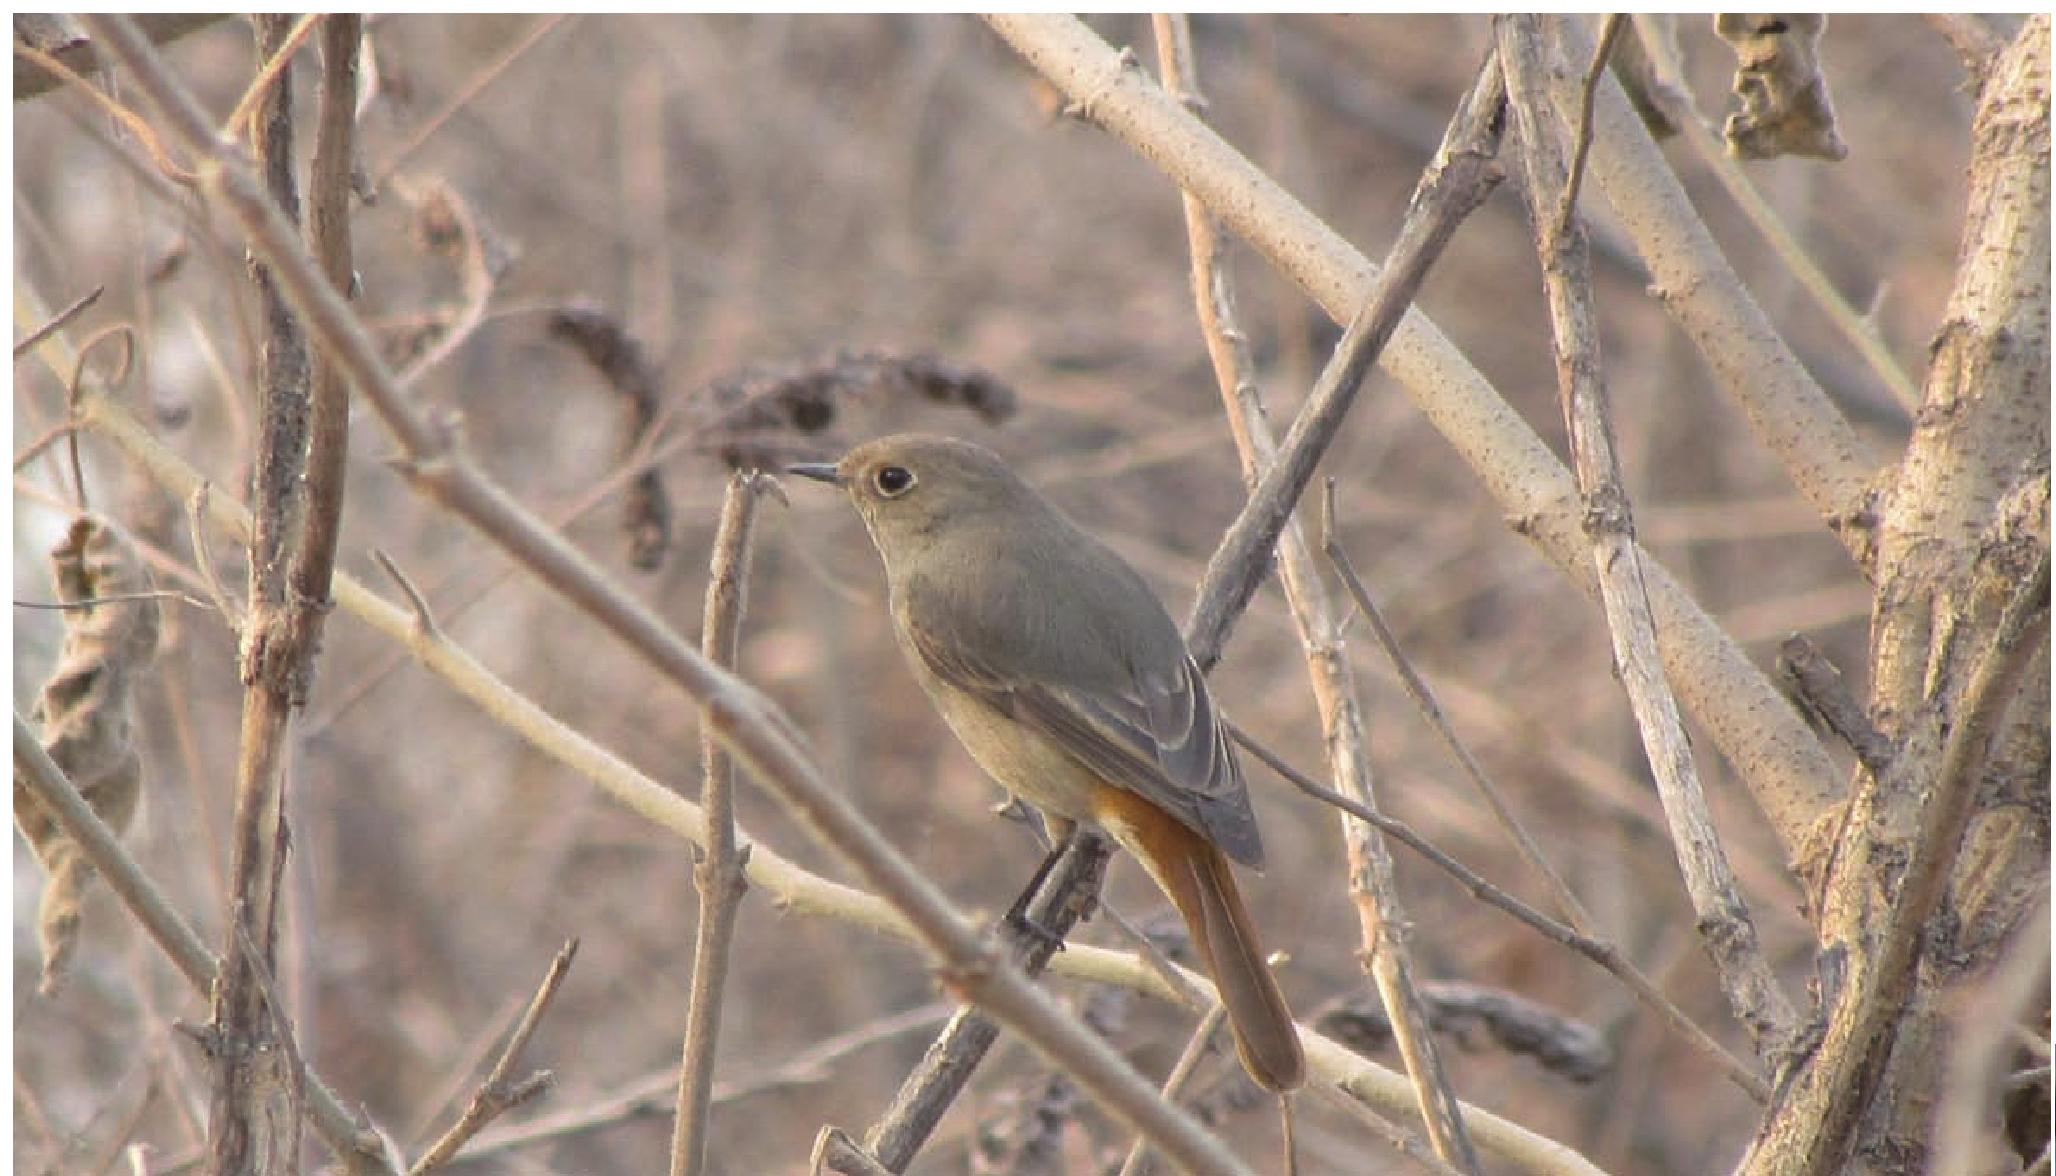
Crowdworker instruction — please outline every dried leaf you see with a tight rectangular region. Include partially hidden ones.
[696,351,1019,471]
[1715,13,1849,160]
[1314,981,1614,1084]
[548,304,674,570]
[15,516,161,994]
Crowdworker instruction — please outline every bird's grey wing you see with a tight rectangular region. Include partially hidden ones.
[906,618,1264,868]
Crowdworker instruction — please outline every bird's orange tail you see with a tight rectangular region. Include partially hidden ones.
[1096,790,1305,1092]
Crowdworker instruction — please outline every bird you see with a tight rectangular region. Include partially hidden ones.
[789,433,1304,1092]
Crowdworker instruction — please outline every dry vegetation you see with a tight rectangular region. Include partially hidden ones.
[12,14,2047,1175]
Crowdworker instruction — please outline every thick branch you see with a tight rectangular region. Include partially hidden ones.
[1741,17,2052,1174]
[209,16,311,1172]
[1549,16,1880,566]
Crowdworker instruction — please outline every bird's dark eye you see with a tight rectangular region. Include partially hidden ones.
[873,465,916,497]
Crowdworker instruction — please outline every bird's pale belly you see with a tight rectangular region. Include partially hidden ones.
[914,671,1103,824]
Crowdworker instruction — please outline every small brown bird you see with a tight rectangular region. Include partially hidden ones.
[791,433,1305,1092]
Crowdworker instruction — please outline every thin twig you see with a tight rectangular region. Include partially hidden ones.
[370,15,571,189]
[411,939,579,1174]
[1228,723,1600,958]
[671,472,769,1176]
[65,323,138,514]
[13,421,79,472]
[14,590,211,613]
[11,43,198,184]
[1114,1003,1227,1176]
[1553,14,1625,250]
[13,285,104,359]
[371,549,437,635]
[220,13,323,142]
[14,14,223,100]
[1179,56,1505,671]
[1306,1084,1468,1176]
[391,180,497,393]
[186,484,242,632]
[459,1003,952,1166]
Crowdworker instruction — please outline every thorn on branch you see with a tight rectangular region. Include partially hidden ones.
[372,549,438,636]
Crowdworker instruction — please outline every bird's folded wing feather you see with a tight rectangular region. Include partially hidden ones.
[907,620,1263,867]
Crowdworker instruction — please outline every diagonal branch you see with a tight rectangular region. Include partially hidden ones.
[1177,49,1503,673]
[856,833,1112,1172]
[1497,14,1798,1064]
[1551,15,1884,559]
[413,939,579,1174]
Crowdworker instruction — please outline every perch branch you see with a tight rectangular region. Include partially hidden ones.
[671,473,769,1176]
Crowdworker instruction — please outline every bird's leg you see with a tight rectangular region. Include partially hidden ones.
[1001,816,1080,951]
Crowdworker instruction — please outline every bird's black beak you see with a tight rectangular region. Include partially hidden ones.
[785,463,842,486]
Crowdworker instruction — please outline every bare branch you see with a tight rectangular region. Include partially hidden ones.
[859,833,1112,1171]
[1179,49,1503,673]
[412,939,580,1174]
[1499,13,1798,1063]
[13,14,222,101]
[369,15,571,190]
[206,17,314,1169]
[1620,13,1924,413]
[671,473,769,1176]
[13,285,103,359]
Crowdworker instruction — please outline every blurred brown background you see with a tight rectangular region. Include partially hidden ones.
[15,14,1976,1173]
